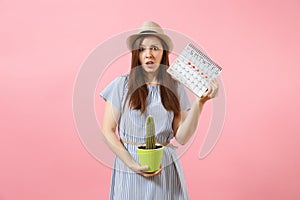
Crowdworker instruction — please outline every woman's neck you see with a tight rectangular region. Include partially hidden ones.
[144,72,159,85]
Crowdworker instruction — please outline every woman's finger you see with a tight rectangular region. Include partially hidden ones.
[210,79,218,88]
[208,79,219,98]
[139,165,149,172]
[203,86,211,97]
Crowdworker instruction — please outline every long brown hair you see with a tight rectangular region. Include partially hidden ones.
[124,35,180,118]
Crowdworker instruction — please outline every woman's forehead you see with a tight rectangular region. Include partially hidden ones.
[140,36,162,46]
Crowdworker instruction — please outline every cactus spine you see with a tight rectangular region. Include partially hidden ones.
[146,115,156,149]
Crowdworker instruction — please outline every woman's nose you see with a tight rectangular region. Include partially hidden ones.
[145,48,153,58]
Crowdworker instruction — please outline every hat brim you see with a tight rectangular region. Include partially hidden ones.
[126,33,173,52]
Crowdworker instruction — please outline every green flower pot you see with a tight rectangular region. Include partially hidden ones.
[137,144,164,173]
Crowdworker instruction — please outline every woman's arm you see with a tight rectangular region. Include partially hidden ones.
[101,101,148,174]
[175,79,219,145]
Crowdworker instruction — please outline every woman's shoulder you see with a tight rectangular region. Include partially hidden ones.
[109,74,129,85]
[119,74,129,87]
[119,74,129,81]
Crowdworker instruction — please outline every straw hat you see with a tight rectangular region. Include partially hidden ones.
[126,21,173,51]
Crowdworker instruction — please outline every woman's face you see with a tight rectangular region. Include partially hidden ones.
[138,36,164,74]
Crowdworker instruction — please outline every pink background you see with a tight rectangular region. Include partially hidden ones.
[1,0,300,199]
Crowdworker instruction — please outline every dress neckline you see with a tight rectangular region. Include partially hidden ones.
[146,82,160,86]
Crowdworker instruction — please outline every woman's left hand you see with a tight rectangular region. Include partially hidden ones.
[199,79,219,104]
[141,167,162,178]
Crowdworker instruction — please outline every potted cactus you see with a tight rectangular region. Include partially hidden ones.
[137,115,164,173]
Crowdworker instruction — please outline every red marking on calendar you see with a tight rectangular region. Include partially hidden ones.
[166,43,222,99]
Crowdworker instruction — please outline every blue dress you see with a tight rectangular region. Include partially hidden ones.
[100,74,190,200]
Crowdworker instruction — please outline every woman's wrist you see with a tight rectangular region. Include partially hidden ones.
[199,98,206,106]
[126,158,138,169]
[197,97,206,107]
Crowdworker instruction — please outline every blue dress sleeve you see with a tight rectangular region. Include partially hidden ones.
[177,83,191,111]
[100,75,128,111]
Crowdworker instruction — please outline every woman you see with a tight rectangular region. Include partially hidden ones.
[100,21,219,200]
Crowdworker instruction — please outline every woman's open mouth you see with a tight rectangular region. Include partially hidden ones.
[146,61,154,64]
[145,61,155,68]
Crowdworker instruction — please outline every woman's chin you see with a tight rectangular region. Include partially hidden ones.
[143,67,159,74]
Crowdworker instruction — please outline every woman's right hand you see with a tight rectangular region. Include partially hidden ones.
[129,162,161,177]
[129,162,149,174]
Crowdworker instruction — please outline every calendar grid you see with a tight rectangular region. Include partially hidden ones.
[167,43,222,97]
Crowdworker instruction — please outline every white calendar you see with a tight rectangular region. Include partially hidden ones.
[167,43,222,97]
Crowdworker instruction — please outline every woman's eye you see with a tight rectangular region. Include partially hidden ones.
[139,47,145,51]
[152,46,159,51]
